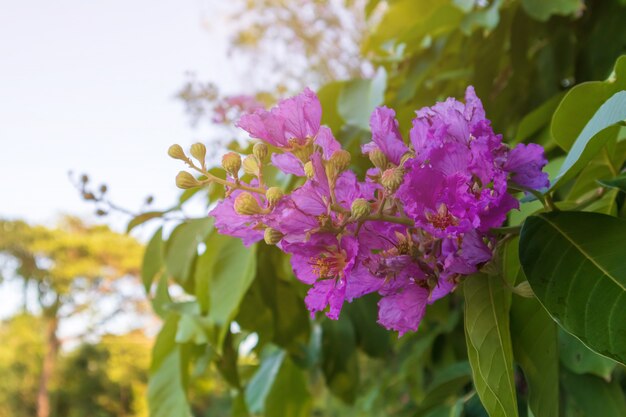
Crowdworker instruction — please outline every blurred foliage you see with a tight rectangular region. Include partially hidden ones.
[87,0,626,416]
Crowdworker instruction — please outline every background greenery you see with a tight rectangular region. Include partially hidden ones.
[2,1,626,417]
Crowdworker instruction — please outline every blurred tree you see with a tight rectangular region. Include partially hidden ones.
[0,217,144,417]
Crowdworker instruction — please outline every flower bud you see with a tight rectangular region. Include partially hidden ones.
[168,144,187,161]
[233,192,263,215]
[381,168,404,192]
[242,155,260,176]
[265,187,284,205]
[304,161,314,179]
[190,143,207,164]
[176,171,200,189]
[369,148,388,170]
[253,142,269,163]
[329,150,351,173]
[350,198,370,221]
[263,227,284,245]
[222,152,242,177]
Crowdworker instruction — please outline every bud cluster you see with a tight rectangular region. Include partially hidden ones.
[169,87,549,335]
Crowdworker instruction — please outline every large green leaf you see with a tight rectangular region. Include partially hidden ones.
[562,370,626,416]
[519,211,626,365]
[245,349,285,414]
[551,92,626,189]
[559,329,617,380]
[148,314,192,417]
[164,218,213,283]
[337,68,386,130]
[142,226,163,292]
[463,273,518,417]
[551,55,626,151]
[510,295,558,417]
[521,0,584,21]
[321,316,359,404]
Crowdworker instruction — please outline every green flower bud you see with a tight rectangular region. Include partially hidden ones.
[242,155,260,176]
[168,144,187,161]
[265,187,284,205]
[350,198,370,221]
[380,168,404,192]
[222,152,242,177]
[263,227,284,245]
[233,192,262,215]
[190,143,207,164]
[253,142,269,162]
[176,171,200,189]
[304,161,314,179]
[330,149,351,173]
[369,148,388,170]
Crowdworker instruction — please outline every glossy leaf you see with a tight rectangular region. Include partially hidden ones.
[551,55,626,151]
[551,92,626,189]
[245,349,285,414]
[464,273,519,417]
[599,171,626,192]
[510,295,558,417]
[142,226,163,292]
[337,68,386,130]
[519,211,626,365]
[521,0,584,21]
[559,329,617,380]
[562,370,626,416]
[164,218,213,283]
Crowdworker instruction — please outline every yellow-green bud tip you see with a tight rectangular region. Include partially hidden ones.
[233,192,262,216]
[330,149,351,173]
[222,152,242,176]
[190,143,207,164]
[263,227,284,245]
[253,142,269,162]
[168,144,187,161]
[304,161,314,179]
[242,155,260,176]
[369,148,388,170]
[380,168,404,192]
[265,187,284,205]
[350,198,370,220]
[175,171,200,189]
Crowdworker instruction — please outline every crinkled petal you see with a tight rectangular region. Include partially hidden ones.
[377,285,429,336]
[505,143,549,190]
[271,152,305,176]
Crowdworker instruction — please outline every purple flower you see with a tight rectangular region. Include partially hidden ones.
[505,143,550,190]
[377,283,430,336]
[363,107,409,166]
[282,234,359,319]
[237,88,321,149]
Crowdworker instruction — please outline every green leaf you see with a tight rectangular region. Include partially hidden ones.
[551,92,626,189]
[321,316,359,404]
[562,370,626,416]
[142,226,163,292]
[338,68,386,130]
[245,349,285,414]
[510,295,558,417]
[126,210,164,233]
[551,55,626,151]
[519,212,626,365]
[463,273,518,417]
[599,171,626,192]
[515,92,565,143]
[264,354,312,417]
[521,0,584,21]
[344,294,390,358]
[204,234,257,326]
[164,218,213,283]
[419,362,472,413]
[317,81,345,132]
[559,329,617,380]
[148,314,192,417]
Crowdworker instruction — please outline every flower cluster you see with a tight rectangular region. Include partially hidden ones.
[171,87,548,335]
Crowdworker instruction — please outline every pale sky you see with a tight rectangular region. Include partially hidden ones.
[0,0,254,320]
[0,0,245,232]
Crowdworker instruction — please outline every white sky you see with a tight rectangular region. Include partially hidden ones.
[0,0,244,231]
[0,0,255,319]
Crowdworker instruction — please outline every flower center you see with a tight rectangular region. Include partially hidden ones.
[310,248,347,279]
[428,203,458,230]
